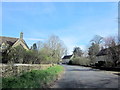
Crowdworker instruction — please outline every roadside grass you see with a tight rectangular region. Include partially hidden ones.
[2,65,64,88]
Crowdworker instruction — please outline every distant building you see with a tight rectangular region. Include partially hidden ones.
[0,32,29,52]
[96,45,120,66]
[62,55,73,64]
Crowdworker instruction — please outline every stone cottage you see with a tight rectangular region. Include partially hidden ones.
[0,32,29,52]
[62,55,73,64]
[0,32,29,63]
[96,45,120,66]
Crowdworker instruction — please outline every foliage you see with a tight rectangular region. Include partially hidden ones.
[2,45,41,64]
[88,43,100,64]
[88,35,119,67]
[2,65,64,88]
[23,50,39,64]
[1,35,67,64]
[34,35,68,64]
[44,35,67,63]
[103,36,117,48]
[31,43,37,51]
[36,41,44,50]
[104,61,115,67]
[102,36,119,67]
[94,61,106,67]
[90,35,103,44]
[7,46,26,64]
[69,57,91,66]
[107,46,120,67]
[101,35,119,67]
[38,48,53,64]
[73,47,83,57]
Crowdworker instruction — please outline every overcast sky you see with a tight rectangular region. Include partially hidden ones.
[1,2,118,54]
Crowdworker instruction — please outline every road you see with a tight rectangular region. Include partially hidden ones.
[51,65,119,88]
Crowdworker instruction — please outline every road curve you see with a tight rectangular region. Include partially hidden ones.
[51,65,119,88]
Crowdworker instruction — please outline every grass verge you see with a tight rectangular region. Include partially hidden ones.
[2,65,64,88]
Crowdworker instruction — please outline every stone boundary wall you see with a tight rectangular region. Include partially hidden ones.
[0,64,56,77]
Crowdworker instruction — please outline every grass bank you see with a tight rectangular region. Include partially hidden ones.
[2,65,64,88]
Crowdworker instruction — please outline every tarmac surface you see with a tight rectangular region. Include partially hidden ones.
[51,65,119,88]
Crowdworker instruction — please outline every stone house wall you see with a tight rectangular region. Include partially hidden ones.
[96,55,113,62]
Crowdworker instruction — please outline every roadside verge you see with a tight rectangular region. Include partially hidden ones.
[2,65,64,88]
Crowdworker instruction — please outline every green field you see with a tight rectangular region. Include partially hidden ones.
[2,65,64,88]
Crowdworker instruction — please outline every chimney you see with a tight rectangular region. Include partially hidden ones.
[20,32,23,39]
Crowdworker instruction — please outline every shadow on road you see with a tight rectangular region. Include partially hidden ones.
[67,68,99,71]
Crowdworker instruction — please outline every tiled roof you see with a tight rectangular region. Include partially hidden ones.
[0,36,19,46]
[96,45,120,56]
[62,55,73,59]
[96,49,108,56]
[0,36,29,49]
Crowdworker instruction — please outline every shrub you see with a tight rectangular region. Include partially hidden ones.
[105,61,115,67]
[70,57,91,66]
[2,42,65,64]
[7,46,26,64]
[68,60,73,65]
[2,45,42,64]
[23,50,39,64]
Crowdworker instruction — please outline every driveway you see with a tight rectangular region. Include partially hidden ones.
[51,65,119,88]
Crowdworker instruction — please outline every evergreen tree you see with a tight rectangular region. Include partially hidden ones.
[73,47,83,57]
[88,43,100,63]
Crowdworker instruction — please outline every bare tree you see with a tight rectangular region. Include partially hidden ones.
[90,35,103,44]
[36,41,44,51]
[102,35,119,67]
[103,36,116,48]
[83,50,88,57]
[43,35,67,63]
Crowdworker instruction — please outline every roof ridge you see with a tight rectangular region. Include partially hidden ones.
[0,36,19,39]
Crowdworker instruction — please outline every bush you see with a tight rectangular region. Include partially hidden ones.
[105,61,115,67]
[2,45,43,64]
[69,57,91,66]
[68,60,73,65]
[2,65,64,88]
[7,46,26,64]
[38,51,53,64]
[95,61,105,67]
[2,43,64,64]
[23,50,39,64]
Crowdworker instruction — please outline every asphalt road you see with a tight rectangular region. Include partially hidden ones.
[51,65,119,88]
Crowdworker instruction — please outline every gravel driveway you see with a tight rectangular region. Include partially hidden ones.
[51,65,119,88]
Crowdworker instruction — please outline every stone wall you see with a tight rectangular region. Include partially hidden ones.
[0,64,55,77]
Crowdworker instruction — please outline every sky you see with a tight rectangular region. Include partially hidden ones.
[1,2,118,54]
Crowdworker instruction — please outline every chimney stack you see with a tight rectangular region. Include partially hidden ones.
[20,32,23,39]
